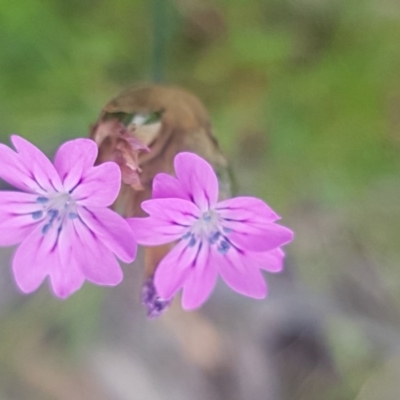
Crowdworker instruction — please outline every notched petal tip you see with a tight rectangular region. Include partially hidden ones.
[13,278,43,295]
[181,294,207,311]
[57,137,99,165]
[73,161,121,207]
[54,138,101,191]
[278,225,295,245]
[10,134,25,148]
[174,152,208,169]
[258,248,286,274]
[72,137,99,152]
[50,281,84,299]
[174,151,200,165]
[52,288,71,300]
[9,134,64,192]
[152,173,189,200]
[174,152,219,210]
[10,135,47,159]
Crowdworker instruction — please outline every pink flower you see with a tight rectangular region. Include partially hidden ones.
[129,152,294,310]
[0,136,136,298]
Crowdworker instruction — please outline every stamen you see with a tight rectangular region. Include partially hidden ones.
[217,240,230,254]
[36,196,49,204]
[31,211,43,220]
[182,231,191,239]
[208,231,220,244]
[188,209,232,253]
[188,235,197,247]
[48,209,59,220]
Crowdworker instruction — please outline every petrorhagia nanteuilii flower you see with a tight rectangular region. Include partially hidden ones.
[0,136,137,298]
[129,152,293,311]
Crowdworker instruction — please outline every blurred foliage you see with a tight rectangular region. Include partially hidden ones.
[1,0,399,205]
[1,0,400,399]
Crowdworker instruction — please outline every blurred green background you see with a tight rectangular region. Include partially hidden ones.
[1,0,400,399]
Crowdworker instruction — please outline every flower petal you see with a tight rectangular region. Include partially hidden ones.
[53,138,98,191]
[12,225,54,294]
[248,248,285,273]
[12,204,127,297]
[154,240,198,300]
[78,206,136,263]
[216,196,280,223]
[216,247,267,299]
[49,270,84,298]
[129,217,186,246]
[181,243,218,310]
[152,173,190,200]
[130,197,200,246]
[58,218,122,287]
[141,198,200,224]
[11,135,63,193]
[0,192,41,245]
[72,162,121,207]
[50,233,84,297]
[225,222,294,252]
[0,143,43,193]
[174,152,219,211]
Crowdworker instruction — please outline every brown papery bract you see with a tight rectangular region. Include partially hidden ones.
[90,84,230,278]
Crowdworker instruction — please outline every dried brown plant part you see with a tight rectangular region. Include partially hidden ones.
[90,84,230,279]
[91,118,149,191]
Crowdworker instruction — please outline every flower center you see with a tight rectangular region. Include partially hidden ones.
[32,193,78,235]
[183,210,231,254]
